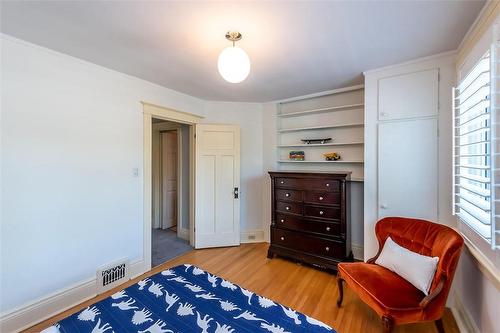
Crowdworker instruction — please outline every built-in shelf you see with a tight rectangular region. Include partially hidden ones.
[278,160,364,164]
[278,123,364,133]
[276,84,365,180]
[277,142,364,148]
[278,103,364,118]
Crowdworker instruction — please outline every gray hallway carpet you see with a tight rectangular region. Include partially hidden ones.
[152,228,193,267]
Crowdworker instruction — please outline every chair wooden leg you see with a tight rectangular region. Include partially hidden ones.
[336,278,344,307]
[382,316,393,333]
[435,318,445,333]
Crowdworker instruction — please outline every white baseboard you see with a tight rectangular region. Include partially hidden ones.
[351,243,364,261]
[240,230,265,243]
[451,290,479,333]
[0,260,146,333]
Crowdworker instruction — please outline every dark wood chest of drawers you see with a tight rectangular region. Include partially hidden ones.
[267,171,352,271]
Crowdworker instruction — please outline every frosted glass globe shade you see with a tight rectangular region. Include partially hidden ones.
[217,46,251,83]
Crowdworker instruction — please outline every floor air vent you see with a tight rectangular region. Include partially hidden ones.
[96,259,129,294]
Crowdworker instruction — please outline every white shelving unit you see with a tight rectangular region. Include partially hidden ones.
[278,160,364,164]
[276,84,365,180]
[277,142,364,148]
[277,122,364,133]
[277,103,364,118]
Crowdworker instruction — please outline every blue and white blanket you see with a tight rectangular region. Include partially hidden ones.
[45,264,335,333]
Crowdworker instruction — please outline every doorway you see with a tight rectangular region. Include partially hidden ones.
[151,118,192,267]
[142,102,241,273]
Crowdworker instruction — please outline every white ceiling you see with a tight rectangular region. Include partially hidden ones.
[1,1,484,102]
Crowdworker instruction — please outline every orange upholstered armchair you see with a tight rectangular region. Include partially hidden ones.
[337,217,463,333]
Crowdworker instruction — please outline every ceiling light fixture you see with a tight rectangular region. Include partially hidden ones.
[218,31,251,83]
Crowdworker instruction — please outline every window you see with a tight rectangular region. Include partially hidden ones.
[453,48,499,250]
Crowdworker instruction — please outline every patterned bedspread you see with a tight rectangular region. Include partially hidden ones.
[44,264,335,333]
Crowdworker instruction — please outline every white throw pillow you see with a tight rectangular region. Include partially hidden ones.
[375,237,439,295]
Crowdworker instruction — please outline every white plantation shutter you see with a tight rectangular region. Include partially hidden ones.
[453,42,500,250]
[491,39,500,249]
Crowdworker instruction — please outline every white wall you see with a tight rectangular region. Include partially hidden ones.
[363,52,456,259]
[452,248,498,333]
[261,103,278,243]
[0,34,265,327]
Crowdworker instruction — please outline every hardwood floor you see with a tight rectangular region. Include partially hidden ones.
[25,243,459,333]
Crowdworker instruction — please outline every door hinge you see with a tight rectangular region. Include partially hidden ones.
[234,187,239,199]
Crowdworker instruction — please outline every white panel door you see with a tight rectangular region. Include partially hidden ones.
[378,69,439,120]
[195,124,240,248]
[161,130,177,229]
[378,118,438,221]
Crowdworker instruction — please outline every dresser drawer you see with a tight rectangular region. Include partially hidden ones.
[275,177,340,192]
[304,191,340,205]
[272,228,344,258]
[308,179,340,192]
[276,201,302,215]
[304,205,341,220]
[275,189,303,202]
[275,177,302,189]
[275,213,341,236]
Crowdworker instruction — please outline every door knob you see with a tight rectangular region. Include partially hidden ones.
[325,247,330,251]
[280,237,285,241]
[319,196,324,201]
[326,227,331,231]
[280,219,284,223]
[285,193,291,197]
[319,210,324,215]
[326,183,330,187]
[286,206,290,210]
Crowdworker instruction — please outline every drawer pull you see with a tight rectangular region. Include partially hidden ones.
[286,206,291,211]
[319,210,324,215]
[325,247,330,251]
[280,219,285,223]
[326,183,330,187]
[319,196,324,201]
[280,237,285,241]
[280,180,285,184]
[326,227,331,232]
[285,193,291,197]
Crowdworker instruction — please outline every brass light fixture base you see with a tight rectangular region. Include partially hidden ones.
[225,31,242,44]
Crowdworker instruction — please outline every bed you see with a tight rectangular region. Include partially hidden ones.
[43,264,335,333]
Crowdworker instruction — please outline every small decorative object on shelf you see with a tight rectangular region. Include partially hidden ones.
[324,152,341,161]
[301,138,332,144]
[289,151,305,161]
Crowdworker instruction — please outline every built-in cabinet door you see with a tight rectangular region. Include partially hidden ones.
[378,118,438,221]
[195,124,240,249]
[378,69,439,120]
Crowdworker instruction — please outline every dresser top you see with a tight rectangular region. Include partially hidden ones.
[268,170,351,178]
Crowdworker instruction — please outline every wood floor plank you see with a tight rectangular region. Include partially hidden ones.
[24,243,460,333]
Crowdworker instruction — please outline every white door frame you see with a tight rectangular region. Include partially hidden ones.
[142,101,204,271]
